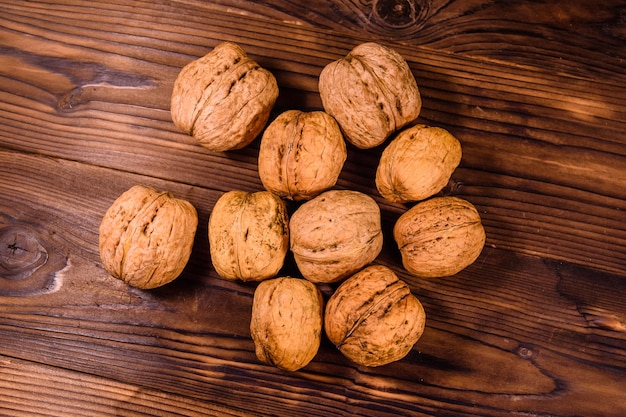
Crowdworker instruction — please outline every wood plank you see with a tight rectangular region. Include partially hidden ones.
[0,355,249,417]
[1,0,625,274]
[186,0,626,82]
[2,1,626,415]
[1,150,625,416]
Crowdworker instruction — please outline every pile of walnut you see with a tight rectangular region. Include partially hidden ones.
[99,41,485,371]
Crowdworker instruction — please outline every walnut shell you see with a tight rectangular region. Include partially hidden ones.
[208,190,289,281]
[289,190,383,284]
[171,42,279,152]
[324,265,426,367]
[99,185,198,289]
[394,196,486,278]
[258,110,347,201]
[318,42,421,149]
[250,277,324,371]
[376,125,462,203]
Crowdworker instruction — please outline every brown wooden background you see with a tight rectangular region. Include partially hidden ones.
[1,1,625,416]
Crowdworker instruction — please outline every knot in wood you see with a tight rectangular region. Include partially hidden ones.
[58,87,84,111]
[0,226,48,280]
[516,344,535,360]
[372,0,428,28]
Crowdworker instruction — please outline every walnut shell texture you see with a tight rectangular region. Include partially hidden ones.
[258,110,347,201]
[250,277,324,371]
[171,42,279,152]
[318,42,421,149]
[208,190,289,281]
[324,265,426,367]
[394,196,486,278]
[99,185,198,289]
[376,125,462,203]
[289,190,383,284]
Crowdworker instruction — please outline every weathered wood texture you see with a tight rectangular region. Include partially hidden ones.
[1,1,625,416]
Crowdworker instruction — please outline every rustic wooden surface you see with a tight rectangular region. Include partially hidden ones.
[1,1,625,416]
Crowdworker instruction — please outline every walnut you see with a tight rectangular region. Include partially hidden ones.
[318,42,421,149]
[289,190,383,284]
[376,125,462,203]
[99,185,198,289]
[324,265,426,367]
[258,110,347,201]
[250,277,324,371]
[170,42,279,152]
[208,190,289,281]
[394,196,486,278]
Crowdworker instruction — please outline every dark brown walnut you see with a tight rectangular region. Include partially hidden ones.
[289,190,383,284]
[376,124,462,203]
[258,110,347,201]
[171,42,279,152]
[208,190,288,281]
[394,196,486,278]
[250,277,324,371]
[318,42,421,149]
[324,265,426,367]
[99,185,198,289]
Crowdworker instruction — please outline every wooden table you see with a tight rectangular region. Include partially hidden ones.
[1,1,625,415]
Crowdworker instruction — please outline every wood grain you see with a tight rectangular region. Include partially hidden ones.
[1,0,625,274]
[1,150,625,415]
[181,0,626,81]
[0,355,249,417]
[1,0,626,416]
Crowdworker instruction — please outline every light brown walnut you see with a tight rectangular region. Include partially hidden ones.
[208,190,289,281]
[318,42,421,149]
[324,265,426,367]
[394,196,486,278]
[289,190,383,284]
[171,42,279,152]
[99,185,198,289]
[250,277,324,371]
[376,124,462,203]
[258,110,347,201]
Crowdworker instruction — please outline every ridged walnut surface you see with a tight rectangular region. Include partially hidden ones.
[250,277,324,371]
[376,124,462,203]
[324,265,426,367]
[289,190,383,283]
[208,190,289,281]
[98,185,198,289]
[171,42,279,152]
[318,42,421,149]
[394,196,486,278]
[258,110,347,201]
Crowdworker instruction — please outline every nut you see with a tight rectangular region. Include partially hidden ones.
[208,190,289,281]
[289,190,383,284]
[318,42,421,149]
[171,42,279,152]
[393,196,486,278]
[250,277,324,371]
[258,110,347,201]
[99,185,198,289]
[324,265,426,367]
[376,125,462,203]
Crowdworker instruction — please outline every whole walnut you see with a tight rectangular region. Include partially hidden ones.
[171,42,279,152]
[99,185,198,289]
[376,125,462,203]
[289,190,383,284]
[258,110,347,201]
[324,265,426,367]
[394,196,486,278]
[208,190,289,281]
[250,277,324,371]
[318,42,421,149]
